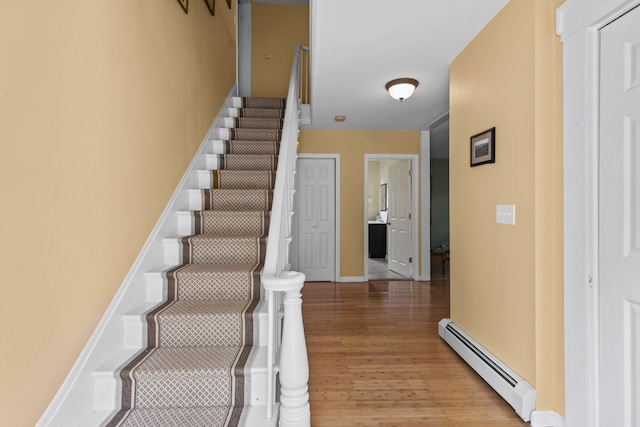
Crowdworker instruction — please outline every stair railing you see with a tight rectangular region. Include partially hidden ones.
[261,44,310,427]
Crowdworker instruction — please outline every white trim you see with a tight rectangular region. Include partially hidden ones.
[423,111,450,131]
[557,2,640,427]
[531,410,566,427]
[36,85,238,427]
[296,153,340,282]
[363,154,420,281]
[338,276,366,283]
[419,131,431,281]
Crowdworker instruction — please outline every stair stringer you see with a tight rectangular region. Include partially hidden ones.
[36,85,240,427]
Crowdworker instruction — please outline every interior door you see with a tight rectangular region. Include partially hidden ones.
[388,160,412,277]
[297,158,336,281]
[599,6,640,426]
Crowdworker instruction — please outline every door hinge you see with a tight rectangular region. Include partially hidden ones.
[409,213,412,220]
[409,257,413,263]
[409,169,412,176]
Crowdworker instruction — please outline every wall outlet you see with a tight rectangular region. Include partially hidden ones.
[496,204,516,225]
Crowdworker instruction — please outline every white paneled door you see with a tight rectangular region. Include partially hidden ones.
[599,6,640,426]
[297,158,336,281]
[388,160,412,277]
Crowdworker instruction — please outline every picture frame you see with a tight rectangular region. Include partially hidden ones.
[470,127,496,167]
[204,0,215,15]
[380,183,387,211]
[177,0,188,13]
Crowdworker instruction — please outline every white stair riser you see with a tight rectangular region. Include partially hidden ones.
[177,212,195,236]
[205,154,224,170]
[92,373,118,411]
[208,140,228,155]
[188,189,203,211]
[224,117,235,128]
[163,238,182,266]
[197,170,214,189]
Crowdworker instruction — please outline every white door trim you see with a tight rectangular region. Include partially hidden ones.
[557,1,640,426]
[297,154,340,282]
[364,154,419,281]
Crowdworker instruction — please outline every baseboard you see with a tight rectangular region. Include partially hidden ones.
[531,411,565,427]
[339,276,366,282]
[37,85,237,427]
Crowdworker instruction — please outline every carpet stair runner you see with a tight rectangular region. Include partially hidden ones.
[107,97,285,427]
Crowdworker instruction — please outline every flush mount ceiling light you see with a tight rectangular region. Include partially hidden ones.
[385,78,419,102]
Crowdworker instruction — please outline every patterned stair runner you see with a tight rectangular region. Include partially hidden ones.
[107,97,284,427]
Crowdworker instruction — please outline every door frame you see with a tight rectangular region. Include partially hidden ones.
[294,154,341,282]
[558,1,640,426]
[363,154,419,281]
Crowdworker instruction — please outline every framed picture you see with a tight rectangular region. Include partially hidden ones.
[470,127,496,167]
[379,183,387,211]
[226,0,232,8]
[177,0,188,13]
[204,0,215,15]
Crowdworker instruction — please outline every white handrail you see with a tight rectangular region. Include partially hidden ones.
[260,44,310,426]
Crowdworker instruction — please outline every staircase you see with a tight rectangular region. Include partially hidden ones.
[106,97,285,427]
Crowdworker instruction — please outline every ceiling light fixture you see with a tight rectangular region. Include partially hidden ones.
[385,78,419,102]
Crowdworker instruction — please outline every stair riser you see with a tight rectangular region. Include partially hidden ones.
[189,189,273,211]
[164,238,267,266]
[92,354,272,412]
[124,300,270,348]
[208,140,281,156]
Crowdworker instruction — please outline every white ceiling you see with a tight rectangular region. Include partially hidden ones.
[307,0,509,132]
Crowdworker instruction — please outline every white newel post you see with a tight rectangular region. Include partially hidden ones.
[264,271,310,427]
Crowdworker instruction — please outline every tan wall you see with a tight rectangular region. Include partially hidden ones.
[252,3,309,98]
[533,0,565,414]
[449,0,563,413]
[299,130,420,277]
[0,1,236,425]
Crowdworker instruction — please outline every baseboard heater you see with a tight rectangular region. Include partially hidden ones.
[438,318,535,422]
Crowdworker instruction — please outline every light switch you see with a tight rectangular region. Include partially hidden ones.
[496,204,516,225]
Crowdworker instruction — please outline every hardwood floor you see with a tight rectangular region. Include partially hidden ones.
[302,262,528,426]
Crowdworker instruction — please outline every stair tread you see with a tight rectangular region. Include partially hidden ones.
[94,348,143,375]
[157,262,263,273]
[157,298,256,316]
[111,406,245,427]
[132,345,253,374]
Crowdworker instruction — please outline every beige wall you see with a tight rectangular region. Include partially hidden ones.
[252,3,309,98]
[299,130,420,277]
[0,1,236,425]
[449,0,563,414]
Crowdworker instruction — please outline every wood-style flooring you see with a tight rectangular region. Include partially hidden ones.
[302,262,528,426]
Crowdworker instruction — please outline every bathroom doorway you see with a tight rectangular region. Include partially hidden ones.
[364,155,419,280]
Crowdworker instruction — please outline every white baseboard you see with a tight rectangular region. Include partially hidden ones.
[531,411,565,427]
[339,276,366,282]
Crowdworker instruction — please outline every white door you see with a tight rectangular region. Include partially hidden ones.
[388,160,412,277]
[599,6,640,426]
[297,158,336,281]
